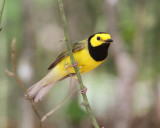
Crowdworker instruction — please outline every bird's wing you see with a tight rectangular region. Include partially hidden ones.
[48,39,87,70]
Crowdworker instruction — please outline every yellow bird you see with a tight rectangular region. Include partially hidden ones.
[27,32,113,103]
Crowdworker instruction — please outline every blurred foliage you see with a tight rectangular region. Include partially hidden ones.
[66,98,87,125]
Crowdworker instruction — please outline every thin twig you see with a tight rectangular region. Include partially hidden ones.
[57,0,99,127]
[0,0,6,30]
[5,69,14,76]
[41,88,76,122]
[9,39,42,127]
[41,77,76,122]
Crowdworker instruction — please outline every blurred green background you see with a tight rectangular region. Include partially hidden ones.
[0,0,160,128]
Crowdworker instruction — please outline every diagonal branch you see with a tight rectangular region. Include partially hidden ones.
[57,0,99,128]
[7,39,42,127]
[0,0,5,30]
[41,83,77,122]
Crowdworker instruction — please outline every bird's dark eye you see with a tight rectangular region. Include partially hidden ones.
[97,36,100,40]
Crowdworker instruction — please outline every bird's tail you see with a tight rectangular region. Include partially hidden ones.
[27,68,66,103]
[27,79,57,103]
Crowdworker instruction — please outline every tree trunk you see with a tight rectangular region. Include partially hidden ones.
[105,1,137,128]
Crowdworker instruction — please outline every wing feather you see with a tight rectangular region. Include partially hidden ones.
[48,40,87,70]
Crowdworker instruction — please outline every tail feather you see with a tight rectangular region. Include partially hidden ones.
[32,82,56,103]
[27,81,57,103]
[27,79,44,99]
[27,68,70,103]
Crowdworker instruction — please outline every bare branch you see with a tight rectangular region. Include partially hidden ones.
[8,39,42,127]
[41,77,77,122]
[5,69,14,76]
[57,0,100,127]
[41,88,76,122]
[0,0,5,29]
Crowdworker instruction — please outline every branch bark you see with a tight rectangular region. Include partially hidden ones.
[8,39,42,128]
[0,0,5,30]
[57,0,99,127]
[41,88,76,122]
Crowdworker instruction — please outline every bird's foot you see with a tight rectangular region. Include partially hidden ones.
[70,62,78,68]
[79,86,87,94]
[74,77,87,94]
[66,62,78,69]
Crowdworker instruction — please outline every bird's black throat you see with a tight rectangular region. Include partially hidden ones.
[88,39,110,61]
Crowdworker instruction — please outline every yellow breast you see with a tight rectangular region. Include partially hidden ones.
[57,47,104,75]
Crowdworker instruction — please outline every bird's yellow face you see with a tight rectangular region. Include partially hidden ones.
[90,33,113,47]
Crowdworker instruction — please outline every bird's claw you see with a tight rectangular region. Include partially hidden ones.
[70,62,78,68]
[79,86,87,94]
[66,62,78,69]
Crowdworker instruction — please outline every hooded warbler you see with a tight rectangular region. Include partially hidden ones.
[27,32,113,103]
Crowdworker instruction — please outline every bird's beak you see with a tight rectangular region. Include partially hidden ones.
[105,39,113,43]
